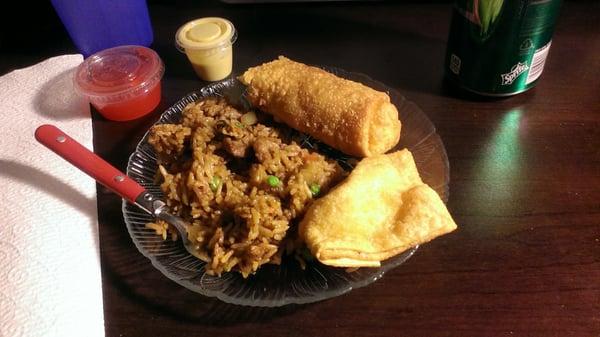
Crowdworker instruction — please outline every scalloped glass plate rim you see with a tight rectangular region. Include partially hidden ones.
[122,66,449,306]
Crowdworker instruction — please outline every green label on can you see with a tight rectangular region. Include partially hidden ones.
[445,0,562,96]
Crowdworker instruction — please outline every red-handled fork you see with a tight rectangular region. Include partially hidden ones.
[35,124,201,259]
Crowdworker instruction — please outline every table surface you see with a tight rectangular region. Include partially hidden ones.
[4,1,599,336]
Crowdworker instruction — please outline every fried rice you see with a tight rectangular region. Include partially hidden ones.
[146,97,346,277]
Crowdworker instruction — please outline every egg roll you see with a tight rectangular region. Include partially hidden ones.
[239,56,401,157]
[299,149,457,267]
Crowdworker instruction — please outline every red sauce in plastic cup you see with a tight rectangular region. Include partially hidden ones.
[74,45,165,121]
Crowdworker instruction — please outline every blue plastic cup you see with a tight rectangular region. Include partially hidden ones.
[50,0,154,57]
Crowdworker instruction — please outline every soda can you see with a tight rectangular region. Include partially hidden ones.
[444,0,562,96]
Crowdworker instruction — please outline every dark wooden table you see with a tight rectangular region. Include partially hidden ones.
[4,1,599,336]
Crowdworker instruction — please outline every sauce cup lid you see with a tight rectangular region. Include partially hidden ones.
[74,45,165,103]
[175,17,237,52]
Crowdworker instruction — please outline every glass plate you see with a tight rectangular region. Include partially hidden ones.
[123,67,450,307]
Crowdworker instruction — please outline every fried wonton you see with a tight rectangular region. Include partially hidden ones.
[299,149,457,267]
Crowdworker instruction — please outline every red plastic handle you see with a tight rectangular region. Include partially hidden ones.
[35,124,145,203]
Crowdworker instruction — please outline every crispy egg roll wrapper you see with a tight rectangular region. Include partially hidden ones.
[299,149,457,267]
[239,56,401,157]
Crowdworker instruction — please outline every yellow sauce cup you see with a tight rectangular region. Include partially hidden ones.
[176,17,237,81]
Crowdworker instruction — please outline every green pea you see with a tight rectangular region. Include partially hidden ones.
[309,183,320,197]
[266,175,281,187]
[209,176,222,192]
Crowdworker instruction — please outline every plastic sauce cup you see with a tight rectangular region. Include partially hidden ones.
[176,18,237,81]
[74,45,165,121]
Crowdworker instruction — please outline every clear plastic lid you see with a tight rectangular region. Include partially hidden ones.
[74,45,164,102]
[175,17,237,51]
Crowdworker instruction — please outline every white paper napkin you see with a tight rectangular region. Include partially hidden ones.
[0,55,104,337]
